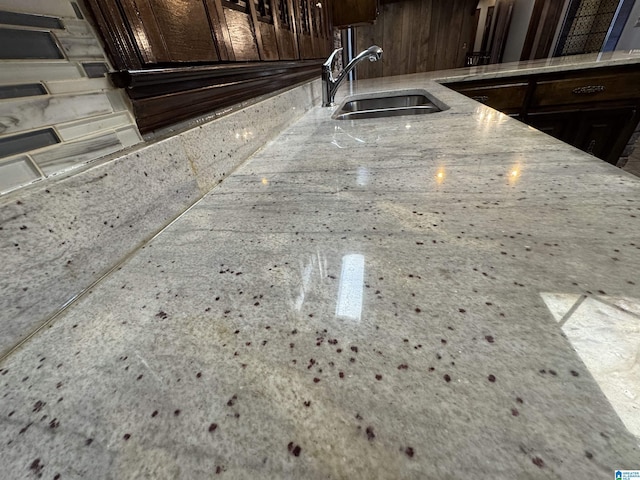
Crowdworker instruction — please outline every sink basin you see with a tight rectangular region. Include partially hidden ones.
[333,90,448,120]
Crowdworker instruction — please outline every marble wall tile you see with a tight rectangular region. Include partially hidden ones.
[60,19,93,36]
[0,61,83,83]
[0,0,76,18]
[0,154,41,192]
[105,90,130,113]
[56,34,104,60]
[0,92,113,135]
[44,77,111,95]
[56,112,132,141]
[32,131,122,174]
[115,125,142,148]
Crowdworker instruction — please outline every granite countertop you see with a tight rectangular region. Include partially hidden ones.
[1,60,640,479]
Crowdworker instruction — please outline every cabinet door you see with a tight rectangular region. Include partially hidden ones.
[527,108,640,165]
[573,108,639,165]
[272,0,299,59]
[118,0,219,63]
[219,0,261,60]
[295,0,315,59]
[526,111,576,144]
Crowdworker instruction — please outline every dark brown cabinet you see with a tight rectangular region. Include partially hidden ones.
[85,0,334,132]
[332,0,378,28]
[444,64,640,166]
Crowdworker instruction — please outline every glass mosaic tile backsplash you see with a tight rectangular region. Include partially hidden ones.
[0,0,142,194]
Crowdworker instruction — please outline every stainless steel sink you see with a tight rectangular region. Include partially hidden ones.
[333,90,448,120]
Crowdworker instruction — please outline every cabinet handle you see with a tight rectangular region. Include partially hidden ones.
[471,95,489,103]
[572,85,605,95]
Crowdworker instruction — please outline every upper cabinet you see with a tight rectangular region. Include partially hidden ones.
[118,0,220,63]
[86,0,333,68]
[332,0,378,28]
[84,0,334,132]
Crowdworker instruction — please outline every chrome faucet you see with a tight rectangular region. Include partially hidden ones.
[322,45,383,107]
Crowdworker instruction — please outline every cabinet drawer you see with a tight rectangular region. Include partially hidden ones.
[452,82,528,111]
[532,70,640,108]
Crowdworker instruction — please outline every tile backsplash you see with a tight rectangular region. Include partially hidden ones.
[0,0,142,194]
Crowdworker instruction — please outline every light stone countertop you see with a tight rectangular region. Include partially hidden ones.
[1,60,640,479]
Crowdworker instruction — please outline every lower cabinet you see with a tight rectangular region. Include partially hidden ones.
[444,65,640,166]
[525,107,639,165]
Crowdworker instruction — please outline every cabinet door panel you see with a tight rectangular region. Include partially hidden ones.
[224,6,260,60]
[273,0,298,59]
[148,0,219,62]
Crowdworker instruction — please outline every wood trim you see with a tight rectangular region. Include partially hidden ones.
[111,60,321,132]
[83,0,143,69]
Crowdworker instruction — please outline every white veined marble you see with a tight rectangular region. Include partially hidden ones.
[0,62,83,84]
[55,35,104,60]
[56,112,133,141]
[0,92,113,135]
[32,131,122,175]
[44,77,111,95]
[0,0,77,18]
[0,154,41,192]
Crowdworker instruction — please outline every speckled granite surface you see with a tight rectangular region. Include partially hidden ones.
[0,80,320,358]
[1,68,639,478]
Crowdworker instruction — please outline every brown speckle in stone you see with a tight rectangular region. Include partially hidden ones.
[570,370,579,377]
[151,410,158,417]
[54,474,61,480]
[197,372,202,378]
[155,310,168,319]
[488,374,496,383]
[585,451,593,459]
[86,438,93,445]
[49,418,59,429]
[350,346,358,353]
[441,339,447,344]
[287,442,301,456]
[549,370,557,376]
[415,308,421,313]
[313,377,320,383]
[398,364,408,370]
[485,335,495,343]
[209,423,218,432]
[215,466,222,474]
[174,409,181,416]
[33,400,46,412]
[516,397,523,404]
[29,458,43,475]
[339,372,345,379]
[227,395,237,407]
[375,374,382,380]
[511,408,519,416]
[458,308,466,313]
[303,401,311,407]
[405,447,414,458]
[443,374,451,382]
[123,433,131,440]
[532,457,544,468]
[366,426,375,441]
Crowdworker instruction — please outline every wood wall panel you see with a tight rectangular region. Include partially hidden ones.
[354,0,477,79]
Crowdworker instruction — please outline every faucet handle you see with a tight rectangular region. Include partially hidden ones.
[323,47,343,71]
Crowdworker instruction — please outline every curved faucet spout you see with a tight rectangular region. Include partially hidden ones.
[322,45,383,107]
